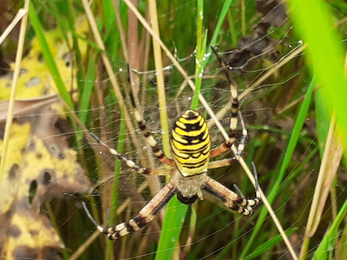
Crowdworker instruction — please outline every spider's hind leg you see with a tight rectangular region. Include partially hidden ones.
[83,183,177,240]
[202,162,261,216]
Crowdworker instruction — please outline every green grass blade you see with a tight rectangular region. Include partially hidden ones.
[287,0,347,150]
[240,78,316,258]
[29,2,73,109]
[156,1,206,258]
[155,201,189,259]
[102,0,119,60]
[313,200,347,259]
[76,53,96,143]
[286,1,347,258]
[204,0,233,66]
[106,110,126,260]
[191,0,206,109]
[78,54,96,125]
[314,88,331,157]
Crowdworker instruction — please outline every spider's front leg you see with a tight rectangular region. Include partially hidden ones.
[83,183,177,240]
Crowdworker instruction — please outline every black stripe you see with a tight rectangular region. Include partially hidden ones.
[182,157,209,166]
[139,124,150,137]
[171,149,189,160]
[152,145,160,153]
[175,122,203,132]
[229,204,240,212]
[228,132,236,138]
[171,141,209,154]
[125,222,136,232]
[152,188,177,215]
[138,123,146,131]
[156,153,164,159]
[202,184,227,203]
[171,135,208,147]
[173,151,210,160]
[133,215,148,229]
[141,168,151,175]
[184,111,199,119]
[182,162,208,169]
[171,148,209,160]
[129,92,137,109]
[172,129,208,144]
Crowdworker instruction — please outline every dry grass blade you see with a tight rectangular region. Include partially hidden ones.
[299,114,344,259]
[122,0,298,259]
[0,9,27,45]
[68,231,100,260]
[148,0,171,154]
[80,0,148,167]
[147,0,169,198]
[0,0,29,181]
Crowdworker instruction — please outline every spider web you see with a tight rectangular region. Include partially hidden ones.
[57,3,337,260]
[77,5,308,259]
[2,0,347,259]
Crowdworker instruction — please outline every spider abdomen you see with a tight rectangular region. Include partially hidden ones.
[171,110,211,177]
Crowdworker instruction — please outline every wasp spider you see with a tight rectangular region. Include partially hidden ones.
[83,50,261,241]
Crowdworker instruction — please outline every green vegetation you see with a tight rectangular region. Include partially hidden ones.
[2,0,347,259]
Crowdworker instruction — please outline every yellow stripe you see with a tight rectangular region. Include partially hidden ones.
[175,121,186,129]
[172,138,208,151]
[181,110,199,118]
[171,144,190,159]
[174,122,207,137]
[179,115,202,125]
[171,130,188,144]
[172,142,210,165]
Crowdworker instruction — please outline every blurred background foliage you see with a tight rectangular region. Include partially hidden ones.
[1,0,347,259]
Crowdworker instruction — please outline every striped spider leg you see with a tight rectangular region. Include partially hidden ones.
[210,46,247,160]
[202,162,261,216]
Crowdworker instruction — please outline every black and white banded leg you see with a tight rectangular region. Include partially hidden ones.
[83,183,177,240]
[210,46,248,159]
[202,162,261,216]
[89,132,173,176]
[127,64,175,167]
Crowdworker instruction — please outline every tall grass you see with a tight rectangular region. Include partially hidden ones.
[4,0,347,259]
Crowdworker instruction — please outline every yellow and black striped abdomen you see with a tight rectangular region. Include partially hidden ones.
[171,110,210,177]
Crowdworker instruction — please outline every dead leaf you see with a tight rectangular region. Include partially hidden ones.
[0,101,90,259]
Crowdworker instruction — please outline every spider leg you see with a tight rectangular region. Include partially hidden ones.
[127,64,175,167]
[210,47,247,159]
[201,162,261,216]
[236,110,248,158]
[251,161,262,200]
[89,132,173,176]
[207,157,237,169]
[210,111,247,159]
[83,183,176,240]
[232,162,261,211]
